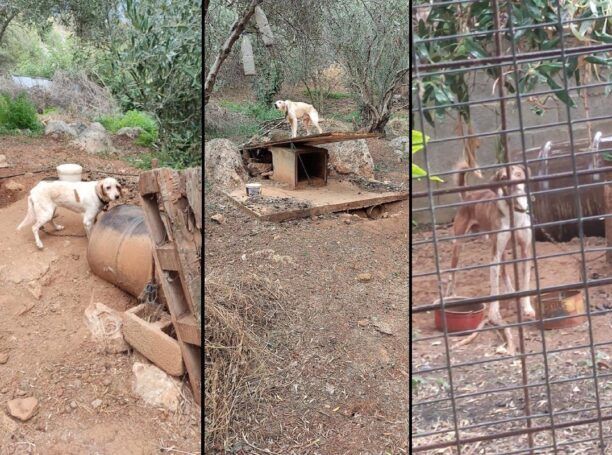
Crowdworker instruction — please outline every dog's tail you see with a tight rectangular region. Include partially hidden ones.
[454,161,472,200]
[17,196,35,231]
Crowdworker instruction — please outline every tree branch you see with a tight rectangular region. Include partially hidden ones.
[204,0,263,105]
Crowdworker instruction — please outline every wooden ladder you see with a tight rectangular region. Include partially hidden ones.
[138,167,202,405]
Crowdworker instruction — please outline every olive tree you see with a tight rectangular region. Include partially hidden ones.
[323,0,409,133]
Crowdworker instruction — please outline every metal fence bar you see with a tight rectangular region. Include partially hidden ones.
[412,38,464,454]
[411,1,612,453]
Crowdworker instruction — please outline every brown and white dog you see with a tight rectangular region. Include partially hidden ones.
[446,162,534,352]
[274,99,323,138]
[17,177,122,249]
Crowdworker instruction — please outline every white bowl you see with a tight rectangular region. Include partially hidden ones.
[57,164,83,182]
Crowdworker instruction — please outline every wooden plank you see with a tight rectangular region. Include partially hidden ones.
[138,169,202,405]
[175,314,201,346]
[155,169,201,317]
[139,171,159,195]
[184,168,202,229]
[156,243,180,271]
[242,131,379,151]
[225,190,408,222]
[123,304,185,377]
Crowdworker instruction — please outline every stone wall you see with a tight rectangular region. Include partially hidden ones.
[412,70,612,224]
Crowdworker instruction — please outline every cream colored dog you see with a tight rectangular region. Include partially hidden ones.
[274,99,323,138]
[17,177,123,249]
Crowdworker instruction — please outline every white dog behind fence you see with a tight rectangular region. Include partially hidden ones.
[17,177,122,249]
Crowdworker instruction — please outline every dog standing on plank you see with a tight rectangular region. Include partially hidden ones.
[446,161,534,354]
[274,99,323,138]
[17,177,122,249]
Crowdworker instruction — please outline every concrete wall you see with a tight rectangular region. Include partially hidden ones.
[412,70,612,224]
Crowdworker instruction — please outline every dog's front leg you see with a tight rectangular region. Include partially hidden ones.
[490,231,515,354]
[519,236,535,319]
[83,212,97,238]
[289,115,298,138]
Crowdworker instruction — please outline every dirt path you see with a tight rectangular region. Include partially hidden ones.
[0,136,200,454]
[204,137,408,453]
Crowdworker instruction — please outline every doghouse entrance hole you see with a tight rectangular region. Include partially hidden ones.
[297,152,326,185]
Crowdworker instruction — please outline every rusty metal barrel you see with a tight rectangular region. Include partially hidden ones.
[512,136,612,241]
[87,204,153,298]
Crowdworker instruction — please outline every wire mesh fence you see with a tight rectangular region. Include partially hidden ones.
[411,1,612,453]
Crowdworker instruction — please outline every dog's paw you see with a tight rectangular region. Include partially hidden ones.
[35,241,43,250]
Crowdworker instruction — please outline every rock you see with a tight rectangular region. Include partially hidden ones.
[27,280,42,300]
[204,139,248,191]
[356,273,372,282]
[211,214,225,224]
[116,126,144,139]
[327,139,374,179]
[91,399,102,409]
[88,122,106,133]
[384,116,409,138]
[7,397,39,421]
[83,302,129,354]
[132,362,181,412]
[372,320,394,336]
[70,400,77,409]
[4,180,24,192]
[15,389,26,397]
[357,318,369,327]
[0,352,8,364]
[45,120,78,138]
[320,118,353,133]
[390,136,409,160]
[102,378,112,387]
[68,122,88,135]
[0,154,8,168]
[72,126,114,155]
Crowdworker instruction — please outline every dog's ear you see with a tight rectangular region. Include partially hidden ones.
[520,164,531,178]
[492,168,507,182]
[96,180,107,200]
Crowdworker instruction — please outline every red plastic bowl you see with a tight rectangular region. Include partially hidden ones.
[434,297,485,333]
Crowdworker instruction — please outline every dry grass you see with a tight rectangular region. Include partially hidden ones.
[49,71,118,119]
[204,271,286,452]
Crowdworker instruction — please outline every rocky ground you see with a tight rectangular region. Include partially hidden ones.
[0,134,201,454]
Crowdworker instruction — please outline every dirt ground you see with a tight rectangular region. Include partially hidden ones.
[204,137,408,453]
[0,135,201,454]
[412,225,612,454]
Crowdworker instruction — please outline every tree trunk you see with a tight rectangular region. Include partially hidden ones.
[0,12,16,46]
[204,0,263,106]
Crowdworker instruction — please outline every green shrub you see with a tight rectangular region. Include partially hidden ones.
[98,110,158,146]
[302,89,351,100]
[0,93,43,133]
[220,101,282,122]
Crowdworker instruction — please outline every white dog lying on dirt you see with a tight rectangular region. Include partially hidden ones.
[274,99,323,138]
[17,177,122,249]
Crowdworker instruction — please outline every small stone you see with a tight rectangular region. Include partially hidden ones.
[372,320,394,336]
[91,399,102,409]
[356,273,372,282]
[102,378,112,387]
[70,400,77,409]
[211,214,225,224]
[7,397,39,421]
[0,352,8,364]
[0,154,8,168]
[343,219,351,225]
[4,180,24,192]
[15,389,26,397]
[27,281,42,300]
[357,319,369,327]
